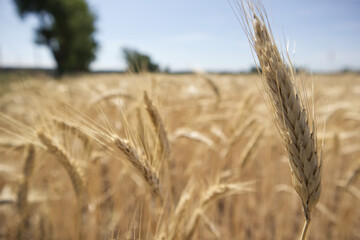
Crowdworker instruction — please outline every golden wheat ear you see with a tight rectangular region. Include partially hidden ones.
[143,91,170,159]
[238,2,322,239]
[37,131,85,200]
[114,136,162,198]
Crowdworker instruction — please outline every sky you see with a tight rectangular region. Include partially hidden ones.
[0,0,359,72]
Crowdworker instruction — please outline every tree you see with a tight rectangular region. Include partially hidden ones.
[122,48,159,73]
[13,0,97,75]
[249,65,261,74]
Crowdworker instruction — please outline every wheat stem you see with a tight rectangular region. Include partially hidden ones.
[300,218,311,240]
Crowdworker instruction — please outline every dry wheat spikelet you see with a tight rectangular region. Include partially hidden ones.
[143,91,170,158]
[62,102,162,198]
[37,131,85,199]
[239,2,322,239]
[114,137,161,197]
[203,75,221,105]
[253,11,321,220]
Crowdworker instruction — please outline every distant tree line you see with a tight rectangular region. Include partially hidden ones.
[13,0,164,76]
[122,48,159,73]
[15,0,298,76]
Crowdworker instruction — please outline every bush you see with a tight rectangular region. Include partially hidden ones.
[122,48,159,73]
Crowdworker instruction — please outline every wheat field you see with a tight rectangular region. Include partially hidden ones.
[0,71,359,239]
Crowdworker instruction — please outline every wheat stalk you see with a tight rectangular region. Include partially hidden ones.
[16,144,35,215]
[346,160,360,186]
[0,139,26,150]
[156,186,194,240]
[337,180,360,202]
[16,144,35,240]
[238,127,263,169]
[184,182,253,239]
[222,118,256,161]
[239,2,322,239]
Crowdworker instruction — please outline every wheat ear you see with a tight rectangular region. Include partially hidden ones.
[203,75,221,106]
[244,5,322,239]
[37,131,85,199]
[143,91,170,158]
[114,137,161,197]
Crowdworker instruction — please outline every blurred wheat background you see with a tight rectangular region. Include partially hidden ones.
[0,71,359,239]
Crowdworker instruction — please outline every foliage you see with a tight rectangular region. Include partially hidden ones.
[249,65,261,74]
[123,48,159,73]
[13,0,97,75]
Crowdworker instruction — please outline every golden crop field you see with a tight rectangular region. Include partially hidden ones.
[0,71,359,240]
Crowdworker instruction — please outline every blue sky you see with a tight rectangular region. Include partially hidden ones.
[0,0,359,72]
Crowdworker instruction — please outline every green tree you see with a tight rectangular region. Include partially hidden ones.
[13,0,97,75]
[123,48,159,73]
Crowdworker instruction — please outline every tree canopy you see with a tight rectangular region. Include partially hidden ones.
[123,48,159,73]
[14,0,98,75]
